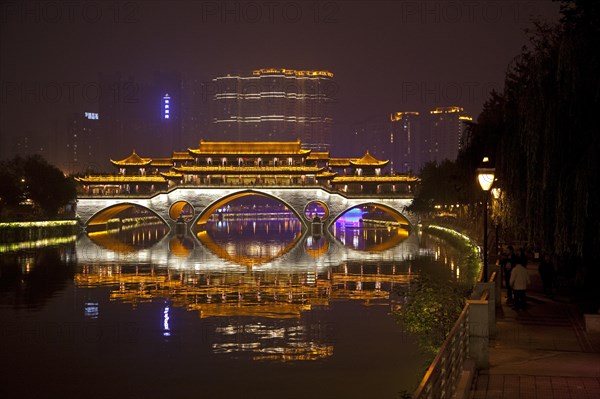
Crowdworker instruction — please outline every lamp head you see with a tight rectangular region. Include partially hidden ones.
[477,157,495,191]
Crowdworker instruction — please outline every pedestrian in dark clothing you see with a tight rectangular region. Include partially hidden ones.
[504,246,517,303]
[538,253,555,297]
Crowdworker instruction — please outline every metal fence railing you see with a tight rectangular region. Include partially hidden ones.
[413,273,496,399]
[412,305,470,399]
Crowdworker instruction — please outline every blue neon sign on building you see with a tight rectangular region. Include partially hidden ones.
[163,93,170,120]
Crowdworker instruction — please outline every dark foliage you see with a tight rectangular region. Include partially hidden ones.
[455,0,600,308]
[0,155,76,219]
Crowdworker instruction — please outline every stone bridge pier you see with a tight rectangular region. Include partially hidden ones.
[76,187,417,231]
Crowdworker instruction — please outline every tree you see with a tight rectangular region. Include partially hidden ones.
[21,155,76,217]
[0,160,22,220]
[0,155,76,219]
[457,0,600,309]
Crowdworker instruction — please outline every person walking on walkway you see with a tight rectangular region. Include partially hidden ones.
[504,246,517,303]
[510,261,530,310]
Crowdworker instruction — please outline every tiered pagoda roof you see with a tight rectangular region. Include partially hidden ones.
[306,151,330,160]
[188,139,311,156]
[172,165,325,174]
[328,158,358,167]
[349,151,389,167]
[110,150,152,167]
[76,175,167,183]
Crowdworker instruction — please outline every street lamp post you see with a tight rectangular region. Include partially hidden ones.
[477,157,495,282]
[491,187,502,261]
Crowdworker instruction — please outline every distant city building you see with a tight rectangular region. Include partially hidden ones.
[96,71,203,171]
[64,111,100,173]
[211,68,335,151]
[390,112,421,174]
[426,106,472,163]
[348,115,391,164]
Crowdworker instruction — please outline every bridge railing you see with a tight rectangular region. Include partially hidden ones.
[413,273,496,399]
[77,185,413,200]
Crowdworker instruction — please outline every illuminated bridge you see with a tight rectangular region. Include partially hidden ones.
[76,186,416,231]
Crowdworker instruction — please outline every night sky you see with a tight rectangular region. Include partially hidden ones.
[0,0,561,163]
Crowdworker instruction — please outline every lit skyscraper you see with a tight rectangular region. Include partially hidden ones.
[427,106,472,163]
[211,68,335,151]
[390,111,421,174]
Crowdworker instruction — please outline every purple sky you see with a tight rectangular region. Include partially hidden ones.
[0,0,561,160]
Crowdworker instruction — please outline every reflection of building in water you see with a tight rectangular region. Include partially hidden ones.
[75,262,414,361]
[75,263,414,313]
[212,322,333,362]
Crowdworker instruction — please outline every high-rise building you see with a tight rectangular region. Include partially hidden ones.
[390,111,421,174]
[427,106,472,163]
[64,111,100,173]
[349,115,391,163]
[97,71,196,170]
[211,68,334,151]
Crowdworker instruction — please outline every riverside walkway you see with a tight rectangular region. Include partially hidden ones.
[470,261,600,398]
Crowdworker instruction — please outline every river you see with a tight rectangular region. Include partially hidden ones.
[0,216,471,399]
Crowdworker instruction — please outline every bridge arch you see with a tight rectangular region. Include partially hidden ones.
[331,202,412,229]
[194,189,306,227]
[86,202,170,229]
[169,200,194,221]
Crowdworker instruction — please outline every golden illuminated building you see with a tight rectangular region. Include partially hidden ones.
[427,106,473,162]
[390,111,421,174]
[76,140,419,196]
[211,68,334,151]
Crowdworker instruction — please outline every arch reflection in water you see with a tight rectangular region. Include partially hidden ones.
[197,218,303,267]
[76,222,420,270]
[87,222,169,254]
[331,205,411,252]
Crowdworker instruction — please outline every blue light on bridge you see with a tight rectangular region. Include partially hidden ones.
[336,208,365,227]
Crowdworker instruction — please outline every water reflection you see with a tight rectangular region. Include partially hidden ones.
[78,218,418,269]
[196,219,303,266]
[1,220,468,398]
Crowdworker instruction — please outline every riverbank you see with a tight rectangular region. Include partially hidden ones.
[0,220,79,244]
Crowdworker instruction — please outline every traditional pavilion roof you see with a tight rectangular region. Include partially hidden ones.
[76,175,167,183]
[330,175,420,183]
[172,151,194,161]
[172,165,324,175]
[328,158,358,167]
[188,139,312,156]
[316,171,338,178]
[306,151,330,160]
[160,171,184,179]
[349,151,389,167]
[110,150,152,167]
[150,158,174,167]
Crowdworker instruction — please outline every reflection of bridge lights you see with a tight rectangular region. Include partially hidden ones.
[352,235,359,248]
[163,305,171,337]
[84,302,99,319]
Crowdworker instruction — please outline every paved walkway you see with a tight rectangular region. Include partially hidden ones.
[470,263,600,399]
